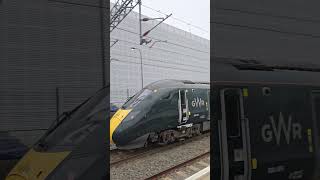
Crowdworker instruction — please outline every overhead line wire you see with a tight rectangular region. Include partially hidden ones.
[111,51,209,70]
[110,37,209,61]
[110,55,208,73]
[141,4,209,33]
[113,27,210,54]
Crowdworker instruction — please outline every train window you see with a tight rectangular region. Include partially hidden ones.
[313,95,320,137]
[168,92,178,105]
[180,90,186,105]
[122,88,153,109]
[36,87,108,148]
[225,91,241,137]
[86,96,108,119]
[162,92,171,99]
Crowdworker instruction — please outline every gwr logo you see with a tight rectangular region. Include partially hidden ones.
[261,112,302,145]
[191,97,205,108]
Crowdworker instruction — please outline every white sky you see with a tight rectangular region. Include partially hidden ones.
[111,0,210,40]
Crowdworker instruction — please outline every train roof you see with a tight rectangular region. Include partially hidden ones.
[146,79,210,90]
[213,57,320,87]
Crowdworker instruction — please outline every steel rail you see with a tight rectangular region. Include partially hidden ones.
[110,132,210,167]
[145,151,210,180]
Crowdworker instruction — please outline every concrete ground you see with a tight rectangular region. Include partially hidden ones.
[185,166,210,180]
[198,174,210,180]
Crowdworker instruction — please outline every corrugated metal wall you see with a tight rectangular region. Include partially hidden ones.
[0,0,107,155]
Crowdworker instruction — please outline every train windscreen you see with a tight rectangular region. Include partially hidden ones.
[35,88,108,151]
[122,88,153,109]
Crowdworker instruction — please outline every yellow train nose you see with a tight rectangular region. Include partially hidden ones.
[6,175,26,180]
[6,149,70,180]
[110,109,132,144]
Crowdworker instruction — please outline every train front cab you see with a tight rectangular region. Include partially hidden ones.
[212,86,320,180]
[110,86,210,149]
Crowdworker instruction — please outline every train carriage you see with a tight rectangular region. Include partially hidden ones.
[110,80,210,149]
[5,87,109,180]
[212,58,320,180]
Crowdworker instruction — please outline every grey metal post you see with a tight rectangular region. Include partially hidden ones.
[131,47,144,89]
[138,48,144,89]
[139,0,142,45]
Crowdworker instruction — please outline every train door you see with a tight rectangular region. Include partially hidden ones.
[312,92,320,179]
[207,89,210,120]
[178,89,189,124]
[219,88,251,180]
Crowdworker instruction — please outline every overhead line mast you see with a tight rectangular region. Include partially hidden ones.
[110,0,172,46]
[110,0,140,33]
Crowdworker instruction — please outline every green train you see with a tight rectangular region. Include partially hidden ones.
[110,79,210,149]
[6,87,108,180]
[212,58,320,180]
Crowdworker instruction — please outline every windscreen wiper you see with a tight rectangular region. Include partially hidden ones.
[36,111,72,151]
[36,87,108,150]
[36,96,93,150]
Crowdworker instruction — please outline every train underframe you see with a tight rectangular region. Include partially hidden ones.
[116,120,210,150]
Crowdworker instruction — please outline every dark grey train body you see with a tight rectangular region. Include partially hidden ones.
[6,87,108,180]
[212,58,320,180]
[110,80,210,149]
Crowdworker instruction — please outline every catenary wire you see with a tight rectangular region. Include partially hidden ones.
[110,56,208,73]
[110,37,209,61]
[110,51,209,70]
[113,27,210,54]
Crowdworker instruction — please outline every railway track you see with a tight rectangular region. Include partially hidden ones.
[110,132,210,167]
[145,151,210,180]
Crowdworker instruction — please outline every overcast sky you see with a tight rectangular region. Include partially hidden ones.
[111,0,210,40]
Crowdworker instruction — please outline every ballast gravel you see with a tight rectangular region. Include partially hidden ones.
[110,136,210,180]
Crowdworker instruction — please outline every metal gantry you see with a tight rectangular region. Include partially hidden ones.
[110,0,140,32]
[138,1,172,45]
[110,0,172,46]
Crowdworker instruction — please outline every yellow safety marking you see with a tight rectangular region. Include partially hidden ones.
[110,109,132,144]
[307,129,313,153]
[243,88,248,97]
[252,158,257,169]
[309,146,314,153]
[189,111,191,116]
[6,149,70,180]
